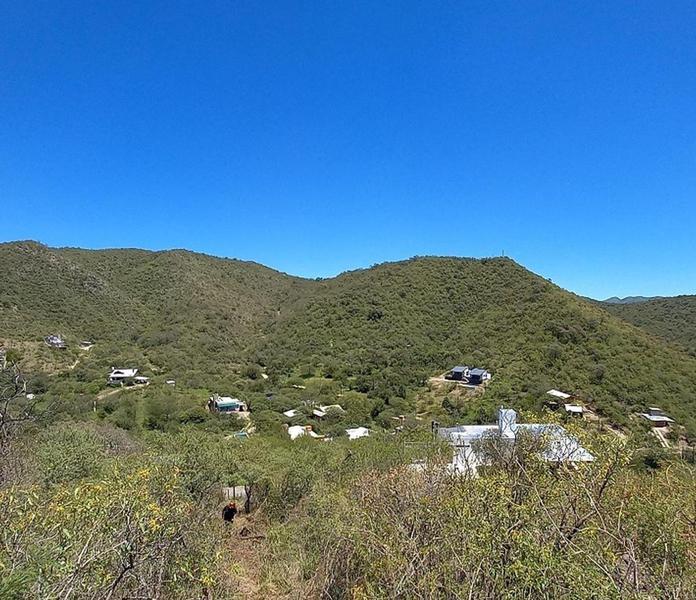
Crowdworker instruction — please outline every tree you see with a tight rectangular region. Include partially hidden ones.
[0,361,42,484]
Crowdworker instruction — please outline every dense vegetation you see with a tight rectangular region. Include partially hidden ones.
[1,360,694,598]
[2,241,696,597]
[604,295,696,356]
[3,241,696,436]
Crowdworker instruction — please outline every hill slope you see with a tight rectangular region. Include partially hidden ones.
[0,241,309,378]
[258,257,696,433]
[2,242,696,435]
[604,295,696,355]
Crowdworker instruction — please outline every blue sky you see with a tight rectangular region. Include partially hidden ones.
[2,1,695,299]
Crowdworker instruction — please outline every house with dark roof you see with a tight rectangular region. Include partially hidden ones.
[468,368,490,385]
[446,366,469,381]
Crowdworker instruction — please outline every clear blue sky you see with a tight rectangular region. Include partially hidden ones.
[2,1,695,299]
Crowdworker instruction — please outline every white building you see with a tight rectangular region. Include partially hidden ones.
[346,427,370,440]
[108,368,139,384]
[287,425,323,440]
[564,404,584,416]
[438,407,594,475]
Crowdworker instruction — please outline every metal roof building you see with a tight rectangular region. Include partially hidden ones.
[438,407,594,475]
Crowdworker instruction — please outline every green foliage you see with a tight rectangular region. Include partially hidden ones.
[35,424,106,486]
[267,440,696,598]
[3,244,696,436]
[604,294,696,355]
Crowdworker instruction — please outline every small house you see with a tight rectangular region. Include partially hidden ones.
[287,425,323,440]
[468,368,490,386]
[547,389,572,401]
[213,396,248,414]
[44,335,67,349]
[283,408,300,418]
[447,366,469,381]
[108,368,138,385]
[564,404,584,417]
[640,407,674,428]
[346,427,370,440]
[134,376,150,385]
[312,408,327,419]
[165,379,176,386]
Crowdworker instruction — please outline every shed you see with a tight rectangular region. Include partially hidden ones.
[640,407,674,428]
[564,404,584,416]
[45,335,67,349]
[287,425,323,440]
[215,397,247,413]
[346,427,370,440]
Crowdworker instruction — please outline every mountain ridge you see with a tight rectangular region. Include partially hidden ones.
[2,241,696,437]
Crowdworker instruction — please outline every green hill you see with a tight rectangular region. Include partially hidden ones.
[259,257,696,434]
[0,241,309,380]
[604,295,696,355]
[2,242,696,436]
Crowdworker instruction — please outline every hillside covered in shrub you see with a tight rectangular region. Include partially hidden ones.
[2,241,696,435]
[604,295,696,356]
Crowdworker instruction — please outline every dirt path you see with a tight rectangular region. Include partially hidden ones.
[97,387,124,400]
[219,515,268,599]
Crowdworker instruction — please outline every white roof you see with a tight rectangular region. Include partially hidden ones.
[110,368,138,378]
[319,404,345,413]
[287,425,322,440]
[312,409,327,418]
[287,425,307,440]
[346,427,370,440]
[438,407,594,474]
[641,413,674,423]
[283,409,300,418]
[517,424,595,462]
[438,425,498,446]
[547,389,571,400]
[564,404,584,414]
